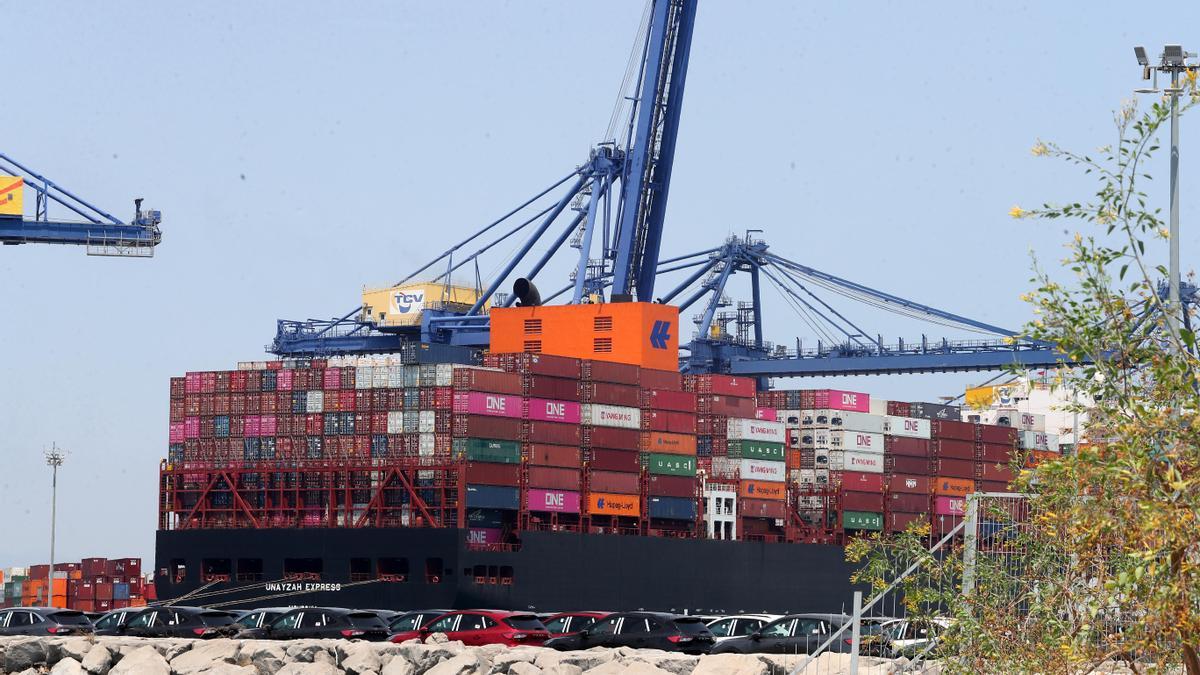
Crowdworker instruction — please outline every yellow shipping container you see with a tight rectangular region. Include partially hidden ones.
[362,282,487,327]
[0,176,23,216]
[965,382,1021,409]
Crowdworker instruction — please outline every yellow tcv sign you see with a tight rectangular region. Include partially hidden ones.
[0,176,23,216]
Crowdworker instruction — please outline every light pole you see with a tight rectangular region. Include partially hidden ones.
[1134,45,1197,349]
[45,445,65,608]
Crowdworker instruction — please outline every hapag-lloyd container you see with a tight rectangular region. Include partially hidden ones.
[526,488,581,513]
[452,392,522,418]
[738,480,785,501]
[738,459,786,482]
[526,398,581,424]
[932,476,974,496]
[813,389,870,413]
[466,528,504,545]
[642,431,697,455]
[825,430,884,453]
[587,492,640,516]
[725,418,786,444]
[884,415,932,439]
[933,495,966,516]
[803,409,884,434]
[581,404,641,429]
[839,450,885,473]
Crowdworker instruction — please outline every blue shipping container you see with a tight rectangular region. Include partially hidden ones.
[113,583,130,600]
[648,496,696,521]
[465,484,520,510]
[467,508,508,528]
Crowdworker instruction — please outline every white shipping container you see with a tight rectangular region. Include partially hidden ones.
[739,459,787,481]
[1016,411,1046,432]
[726,418,787,443]
[869,398,890,416]
[839,450,886,473]
[419,434,436,455]
[793,469,816,486]
[815,409,886,434]
[306,391,324,414]
[403,411,420,433]
[387,411,404,434]
[581,404,642,429]
[1019,430,1059,452]
[356,366,373,390]
[814,449,831,468]
[884,415,932,439]
[386,366,404,388]
[372,367,389,388]
[830,430,884,453]
[435,363,455,387]
[419,410,437,434]
[710,457,740,480]
[779,409,803,426]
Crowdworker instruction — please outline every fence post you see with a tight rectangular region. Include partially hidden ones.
[849,590,862,674]
[962,493,979,598]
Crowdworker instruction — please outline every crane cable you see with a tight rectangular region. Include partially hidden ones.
[605,0,655,144]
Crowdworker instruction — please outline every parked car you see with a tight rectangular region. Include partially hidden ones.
[238,607,391,641]
[368,609,402,623]
[390,610,549,647]
[0,608,93,636]
[881,617,952,657]
[705,614,780,643]
[388,609,452,637]
[542,611,610,636]
[91,608,144,636]
[231,607,293,632]
[124,606,238,638]
[710,613,851,655]
[545,612,714,654]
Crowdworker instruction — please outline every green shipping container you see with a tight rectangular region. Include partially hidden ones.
[726,440,786,462]
[843,510,883,531]
[645,453,697,477]
[452,438,522,464]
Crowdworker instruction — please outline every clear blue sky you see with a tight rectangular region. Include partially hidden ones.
[2,2,1196,569]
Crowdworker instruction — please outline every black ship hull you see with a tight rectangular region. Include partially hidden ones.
[155,528,864,614]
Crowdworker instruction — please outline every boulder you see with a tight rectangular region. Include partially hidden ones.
[169,638,241,674]
[163,639,199,663]
[557,649,615,672]
[201,664,260,675]
[49,637,94,664]
[275,663,341,675]
[424,651,485,675]
[244,642,288,674]
[381,655,416,675]
[109,645,170,675]
[426,632,450,644]
[4,637,48,672]
[82,643,113,675]
[628,654,698,675]
[491,647,543,673]
[689,653,769,675]
[543,664,583,675]
[51,656,86,675]
[284,641,330,664]
[340,643,383,675]
[509,662,543,675]
[15,668,41,675]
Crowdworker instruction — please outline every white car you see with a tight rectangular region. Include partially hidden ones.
[705,614,782,643]
[880,617,952,657]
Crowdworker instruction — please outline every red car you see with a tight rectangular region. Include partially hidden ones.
[389,610,550,647]
[543,612,611,636]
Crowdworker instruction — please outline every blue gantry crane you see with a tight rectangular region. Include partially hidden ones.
[268,0,1092,379]
[0,153,161,256]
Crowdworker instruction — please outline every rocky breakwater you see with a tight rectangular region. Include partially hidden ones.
[0,634,930,675]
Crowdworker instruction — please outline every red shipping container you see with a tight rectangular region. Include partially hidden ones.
[932,457,976,479]
[691,374,756,397]
[887,474,931,495]
[525,376,580,402]
[589,448,640,473]
[583,360,640,385]
[585,426,640,451]
[527,467,581,491]
[739,498,786,519]
[513,353,581,379]
[980,462,1016,483]
[931,420,975,441]
[639,368,683,392]
[95,599,112,612]
[932,439,975,461]
[886,511,926,533]
[699,395,757,418]
[526,421,581,445]
[95,583,114,601]
[644,410,697,434]
[842,491,885,512]
[527,444,581,468]
[588,470,640,494]
[112,599,131,609]
[889,455,931,475]
[580,382,640,407]
[979,480,1011,492]
[978,443,1014,463]
[838,471,884,493]
[73,599,96,612]
[885,437,931,457]
[976,424,1017,445]
[888,492,931,513]
[465,462,521,487]
[640,389,697,413]
[646,474,695,498]
[453,415,523,440]
[452,368,523,394]
[886,401,912,416]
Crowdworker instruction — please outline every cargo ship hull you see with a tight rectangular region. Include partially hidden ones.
[155,528,863,614]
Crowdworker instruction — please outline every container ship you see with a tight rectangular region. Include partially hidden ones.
[155,305,1059,613]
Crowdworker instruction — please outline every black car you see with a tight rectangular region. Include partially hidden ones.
[239,607,391,641]
[388,609,452,635]
[231,607,293,632]
[0,608,93,636]
[367,609,403,623]
[545,612,714,654]
[91,608,144,636]
[124,606,238,638]
[711,613,851,655]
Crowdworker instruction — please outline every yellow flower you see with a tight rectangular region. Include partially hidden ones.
[1159,227,1170,239]
[1031,141,1049,157]
[1009,205,1027,219]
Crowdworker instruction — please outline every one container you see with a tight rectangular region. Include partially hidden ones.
[452,392,522,418]
[805,409,884,434]
[813,389,870,413]
[933,496,966,516]
[1019,430,1059,452]
[581,404,642,429]
[526,488,582,513]
[827,430,884,454]
[587,492,640,516]
[884,415,932,439]
[525,398,582,424]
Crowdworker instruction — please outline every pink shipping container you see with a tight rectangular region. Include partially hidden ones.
[527,488,582,513]
[260,415,277,436]
[813,389,870,412]
[526,398,582,424]
[754,407,778,421]
[933,495,966,516]
[169,423,184,443]
[184,417,200,439]
[277,369,293,391]
[466,528,504,545]
[452,392,523,418]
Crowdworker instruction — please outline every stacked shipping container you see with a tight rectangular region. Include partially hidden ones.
[0,558,150,611]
